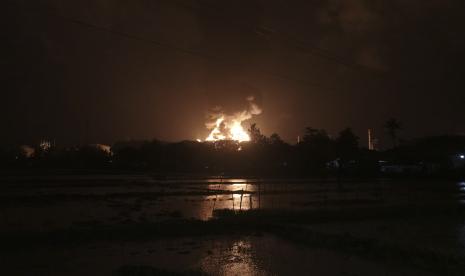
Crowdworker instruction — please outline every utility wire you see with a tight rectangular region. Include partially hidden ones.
[174,0,382,75]
[9,3,355,91]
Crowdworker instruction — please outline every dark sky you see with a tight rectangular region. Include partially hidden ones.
[3,0,465,147]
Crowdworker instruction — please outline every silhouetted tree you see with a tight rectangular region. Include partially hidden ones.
[269,133,284,145]
[385,118,402,148]
[302,127,331,147]
[336,128,359,161]
[112,141,147,170]
[300,127,335,174]
[248,123,267,144]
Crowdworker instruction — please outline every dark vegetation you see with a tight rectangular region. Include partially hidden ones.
[2,123,465,178]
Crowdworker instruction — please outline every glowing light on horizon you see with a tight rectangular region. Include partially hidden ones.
[204,96,261,143]
[205,117,251,142]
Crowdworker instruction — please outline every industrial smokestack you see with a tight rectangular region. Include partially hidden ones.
[368,129,378,151]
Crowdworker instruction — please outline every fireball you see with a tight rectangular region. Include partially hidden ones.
[204,96,261,143]
[206,117,250,142]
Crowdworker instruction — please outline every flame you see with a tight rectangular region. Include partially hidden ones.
[206,117,250,142]
[204,96,261,143]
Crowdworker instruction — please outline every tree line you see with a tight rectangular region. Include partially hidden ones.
[1,119,464,178]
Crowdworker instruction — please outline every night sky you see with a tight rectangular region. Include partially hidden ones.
[4,0,465,147]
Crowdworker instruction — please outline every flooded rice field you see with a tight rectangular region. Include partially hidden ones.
[2,234,435,276]
[1,174,465,275]
[2,175,464,229]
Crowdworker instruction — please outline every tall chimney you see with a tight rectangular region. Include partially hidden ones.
[368,129,374,150]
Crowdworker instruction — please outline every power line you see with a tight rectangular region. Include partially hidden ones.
[175,0,382,75]
[9,4,352,91]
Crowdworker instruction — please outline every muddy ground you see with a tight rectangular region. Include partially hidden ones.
[1,174,465,275]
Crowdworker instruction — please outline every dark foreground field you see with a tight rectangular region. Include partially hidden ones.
[1,173,465,275]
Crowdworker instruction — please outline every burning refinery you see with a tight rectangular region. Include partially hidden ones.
[200,96,262,143]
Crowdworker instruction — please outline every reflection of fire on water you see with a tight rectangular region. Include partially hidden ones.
[208,182,256,212]
[202,96,262,143]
